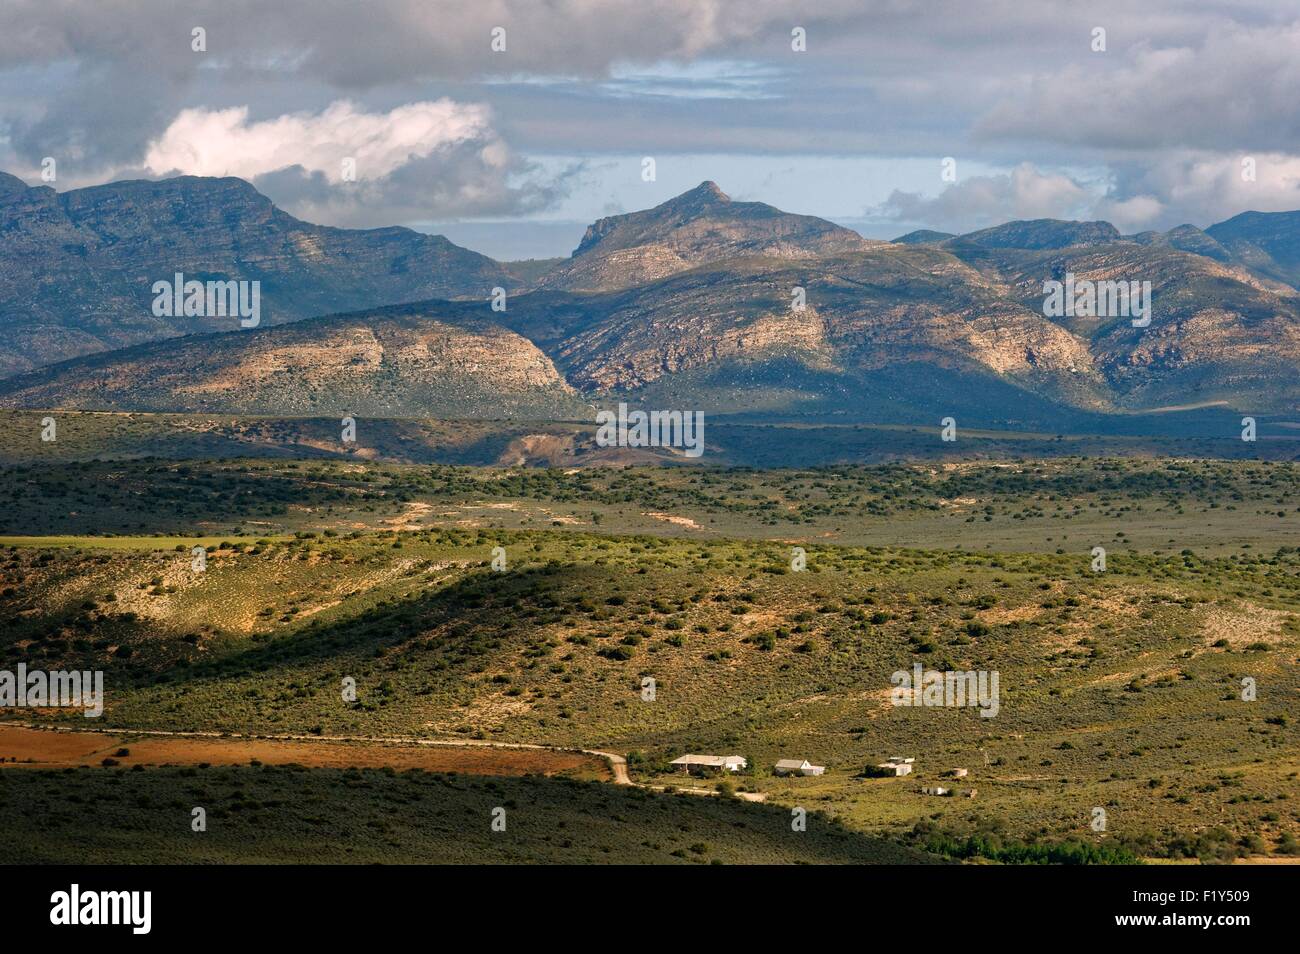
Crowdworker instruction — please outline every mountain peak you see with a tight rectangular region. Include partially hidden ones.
[675,180,730,205]
[0,171,30,195]
[564,180,868,275]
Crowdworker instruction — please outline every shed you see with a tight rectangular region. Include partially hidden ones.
[774,759,826,777]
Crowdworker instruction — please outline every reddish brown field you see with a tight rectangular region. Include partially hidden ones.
[0,726,608,778]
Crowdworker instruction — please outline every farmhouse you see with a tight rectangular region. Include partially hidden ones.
[669,754,747,776]
[774,759,826,777]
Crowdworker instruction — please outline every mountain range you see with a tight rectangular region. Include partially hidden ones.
[2,172,1299,431]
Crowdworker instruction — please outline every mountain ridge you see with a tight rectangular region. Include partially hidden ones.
[4,172,1300,427]
[0,304,585,419]
[0,172,514,376]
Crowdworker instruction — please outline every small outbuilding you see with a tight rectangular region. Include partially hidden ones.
[774,759,826,777]
[866,756,914,778]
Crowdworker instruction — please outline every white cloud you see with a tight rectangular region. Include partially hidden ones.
[131,97,574,228]
[144,99,491,182]
[7,1,1300,233]
[870,153,1300,235]
[1095,195,1164,231]
[872,163,1098,234]
[1109,151,1300,227]
[976,22,1300,154]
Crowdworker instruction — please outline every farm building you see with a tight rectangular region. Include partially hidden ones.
[774,759,826,777]
[669,754,747,776]
[866,756,914,778]
[946,768,969,778]
[922,786,951,797]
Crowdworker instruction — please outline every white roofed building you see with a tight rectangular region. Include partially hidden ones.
[669,754,747,775]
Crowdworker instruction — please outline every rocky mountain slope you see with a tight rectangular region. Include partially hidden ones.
[954,218,1123,250]
[1206,210,1300,289]
[935,230,1300,412]
[5,176,1300,426]
[0,304,585,419]
[536,181,875,292]
[506,246,1103,415]
[0,172,512,376]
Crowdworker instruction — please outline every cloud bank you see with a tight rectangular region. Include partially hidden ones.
[2,1,1298,235]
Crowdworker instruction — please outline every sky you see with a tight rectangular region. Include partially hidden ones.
[2,0,1298,259]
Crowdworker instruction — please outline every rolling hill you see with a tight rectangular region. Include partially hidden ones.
[0,305,586,419]
[2,465,1296,863]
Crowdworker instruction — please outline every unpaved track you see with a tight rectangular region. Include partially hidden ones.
[0,723,764,798]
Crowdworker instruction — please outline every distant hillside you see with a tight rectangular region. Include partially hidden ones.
[953,218,1122,250]
[508,248,1104,418]
[1128,225,1230,263]
[1207,210,1300,289]
[11,225,1300,424]
[891,229,956,245]
[0,172,512,376]
[0,304,586,419]
[937,234,1300,413]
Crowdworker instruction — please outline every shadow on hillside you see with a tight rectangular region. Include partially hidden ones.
[155,561,624,687]
[3,763,947,864]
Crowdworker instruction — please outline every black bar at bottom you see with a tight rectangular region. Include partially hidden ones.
[6,862,1282,939]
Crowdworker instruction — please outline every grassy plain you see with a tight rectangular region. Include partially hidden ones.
[2,451,1297,863]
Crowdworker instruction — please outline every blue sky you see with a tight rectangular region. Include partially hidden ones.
[421,152,1025,258]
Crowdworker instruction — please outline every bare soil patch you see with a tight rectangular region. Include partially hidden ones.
[0,726,606,778]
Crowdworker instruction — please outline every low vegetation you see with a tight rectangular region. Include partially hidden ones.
[3,452,1297,863]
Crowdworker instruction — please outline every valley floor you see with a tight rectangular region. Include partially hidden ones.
[2,447,1298,864]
